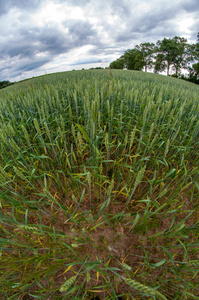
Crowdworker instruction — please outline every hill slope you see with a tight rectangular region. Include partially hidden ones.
[0,69,199,299]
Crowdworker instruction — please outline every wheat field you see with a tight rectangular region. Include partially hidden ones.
[0,69,199,299]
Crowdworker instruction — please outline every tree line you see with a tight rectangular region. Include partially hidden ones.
[0,81,14,90]
[110,33,199,84]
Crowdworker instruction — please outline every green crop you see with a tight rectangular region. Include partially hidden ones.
[0,69,199,299]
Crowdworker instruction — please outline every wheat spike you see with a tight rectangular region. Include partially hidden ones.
[105,133,109,151]
[99,163,103,174]
[59,275,76,292]
[44,121,51,140]
[143,105,148,123]
[150,133,158,148]
[0,166,11,180]
[130,126,136,149]
[13,167,27,181]
[18,225,40,233]
[124,278,167,300]
[148,122,154,140]
[98,111,101,127]
[122,263,132,271]
[60,115,65,133]
[107,178,114,195]
[9,139,19,152]
[77,131,83,152]
[157,188,168,199]
[7,123,15,136]
[187,260,199,267]
[134,165,146,189]
[71,124,76,139]
[21,125,30,144]
[44,188,56,203]
[184,292,199,299]
[164,139,170,158]
[33,118,42,136]
[124,132,128,148]
[87,171,91,187]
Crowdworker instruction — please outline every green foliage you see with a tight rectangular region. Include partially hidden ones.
[155,36,188,76]
[110,48,145,71]
[135,42,155,72]
[0,69,199,299]
[123,48,145,70]
[193,62,199,74]
[110,33,199,82]
[0,80,14,89]
[109,57,124,69]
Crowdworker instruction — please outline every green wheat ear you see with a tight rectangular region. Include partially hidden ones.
[187,260,199,267]
[122,263,132,271]
[184,292,199,299]
[124,278,167,300]
[59,275,77,292]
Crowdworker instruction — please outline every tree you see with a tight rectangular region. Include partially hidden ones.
[109,34,198,79]
[0,81,13,89]
[154,53,166,73]
[192,33,199,77]
[135,42,155,72]
[195,32,199,59]
[109,57,125,69]
[109,49,144,71]
[155,38,174,75]
[155,36,187,76]
[172,36,188,76]
[193,62,199,74]
[180,33,199,85]
[123,49,144,70]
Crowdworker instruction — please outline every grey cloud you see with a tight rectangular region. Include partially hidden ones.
[1,19,97,59]
[0,55,50,81]
[0,0,42,15]
[0,17,98,80]
[71,59,101,65]
[54,0,90,5]
[66,20,97,46]
[181,0,199,13]
[15,57,50,72]
[110,0,130,18]
[88,45,124,57]
[113,3,185,43]
[116,32,139,43]
[190,22,199,42]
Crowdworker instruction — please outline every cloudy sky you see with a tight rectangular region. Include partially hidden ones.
[0,0,198,81]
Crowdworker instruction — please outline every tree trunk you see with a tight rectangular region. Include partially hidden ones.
[167,63,169,76]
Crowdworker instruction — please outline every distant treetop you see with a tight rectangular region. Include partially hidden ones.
[0,81,14,89]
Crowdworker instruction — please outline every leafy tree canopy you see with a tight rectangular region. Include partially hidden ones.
[109,33,199,84]
[0,81,13,89]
